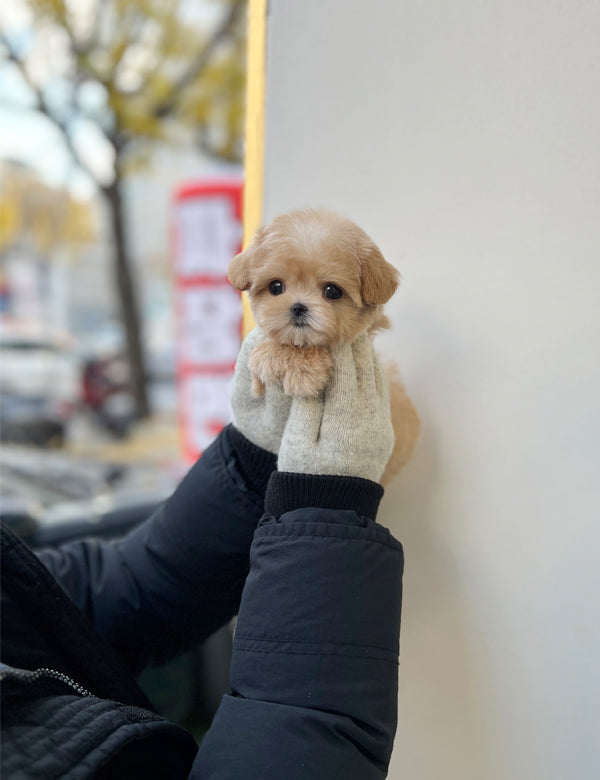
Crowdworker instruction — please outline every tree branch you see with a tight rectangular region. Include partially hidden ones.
[196,126,242,165]
[152,0,246,119]
[0,33,106,187]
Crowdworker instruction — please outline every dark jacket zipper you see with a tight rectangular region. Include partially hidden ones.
[0,666,94,697]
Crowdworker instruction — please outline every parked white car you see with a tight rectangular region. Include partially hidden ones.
[0,327,81,446]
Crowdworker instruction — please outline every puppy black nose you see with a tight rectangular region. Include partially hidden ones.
[290,302,308,317]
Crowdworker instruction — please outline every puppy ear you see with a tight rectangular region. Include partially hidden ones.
[359,241,400,304]
[228,247,254,291]
[227,227,266,291]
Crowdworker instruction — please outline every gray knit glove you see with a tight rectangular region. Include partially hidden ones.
[231,327,293,454]
[278,334,395,483]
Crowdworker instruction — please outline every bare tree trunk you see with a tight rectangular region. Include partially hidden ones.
[103,176,150,420]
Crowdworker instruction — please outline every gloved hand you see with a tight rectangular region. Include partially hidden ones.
[277,334,395,483]
[231,327,293,454]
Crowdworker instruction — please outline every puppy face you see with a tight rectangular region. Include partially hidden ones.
[228,209,400,348]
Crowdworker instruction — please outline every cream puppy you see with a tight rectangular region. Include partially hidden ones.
[228,208,420,481]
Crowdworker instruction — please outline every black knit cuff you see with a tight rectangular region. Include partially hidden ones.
[224,424,277,497]
[264,471,384,521]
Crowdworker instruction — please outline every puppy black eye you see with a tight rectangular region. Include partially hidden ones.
[269,280,285,295]
[324,283,343,300]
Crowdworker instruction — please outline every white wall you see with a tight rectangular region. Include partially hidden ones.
[262,2,600,778]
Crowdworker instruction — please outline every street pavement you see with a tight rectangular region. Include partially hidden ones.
[66,411,184,471]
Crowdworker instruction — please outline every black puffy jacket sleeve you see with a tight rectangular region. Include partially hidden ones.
[193,471,404,780]
[39,426,404,779]
[38,425,275,672]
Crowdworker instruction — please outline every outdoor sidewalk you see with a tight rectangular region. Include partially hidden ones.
[66,413,185,470]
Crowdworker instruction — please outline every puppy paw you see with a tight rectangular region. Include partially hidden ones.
[249,340,332,398]
[249,341,280,393]
[251,374,265,397]
[282,347,332,398]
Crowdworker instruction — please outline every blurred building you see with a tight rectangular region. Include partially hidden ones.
[122,143,242,378]
[1,147,241,371]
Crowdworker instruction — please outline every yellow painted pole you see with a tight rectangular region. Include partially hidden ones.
[241,0,268,336]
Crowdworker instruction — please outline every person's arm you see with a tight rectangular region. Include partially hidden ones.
[193,336,404,780]
[38,328,292,674]
[37,425,273,673]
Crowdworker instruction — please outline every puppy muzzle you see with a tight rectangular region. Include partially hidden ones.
[290,302,309,326]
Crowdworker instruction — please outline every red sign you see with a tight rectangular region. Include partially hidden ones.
[171,179,243,461]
